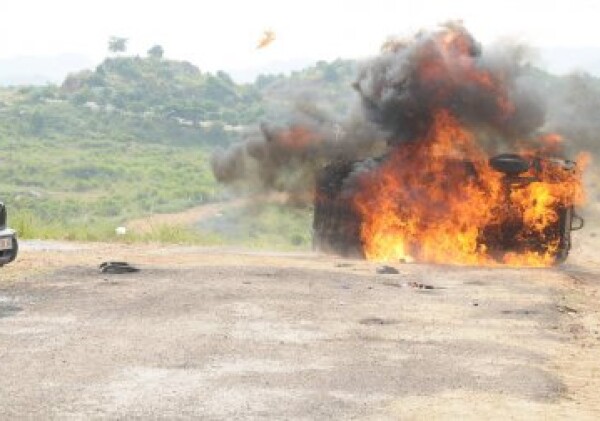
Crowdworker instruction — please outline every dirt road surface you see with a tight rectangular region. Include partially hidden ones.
[1,236,599,419]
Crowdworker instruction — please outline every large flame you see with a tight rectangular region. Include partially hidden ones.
[350,24,587,267]
[353,110,586,266]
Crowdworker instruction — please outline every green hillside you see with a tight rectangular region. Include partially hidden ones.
[0,55,355,245]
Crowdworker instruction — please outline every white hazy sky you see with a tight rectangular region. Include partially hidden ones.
[2,0,600,79]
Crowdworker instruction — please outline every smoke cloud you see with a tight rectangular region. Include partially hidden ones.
[212,22,595,195]
[211,105,386,197]
[354,22,545,148]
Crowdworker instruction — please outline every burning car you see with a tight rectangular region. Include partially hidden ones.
[313,150,585,266]
[0,202,18,267]
[309,24,587,267]
[212,23,588,267]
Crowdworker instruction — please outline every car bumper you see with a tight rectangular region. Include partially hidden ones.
[0,228,17,265]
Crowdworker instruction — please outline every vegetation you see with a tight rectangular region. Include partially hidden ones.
[108,36,128,54]
[0,53,356,248]
[147,45,164,60]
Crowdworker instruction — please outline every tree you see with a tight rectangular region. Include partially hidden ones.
[147,44,164,59]
[108,36,128,54]
[216,70,233,85]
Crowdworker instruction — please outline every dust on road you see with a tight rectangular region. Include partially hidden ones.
[0,239,599,419]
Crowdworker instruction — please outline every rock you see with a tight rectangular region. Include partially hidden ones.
[376,265,399,274]
[99,261,139,274]
[115,226,127,236]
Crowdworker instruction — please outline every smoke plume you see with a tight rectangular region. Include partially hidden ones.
[211,105,386,197]
[354,22,546,148]
[212,22,593,195]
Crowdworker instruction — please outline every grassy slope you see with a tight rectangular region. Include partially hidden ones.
[1,135,216,241]
[0,56,353,247]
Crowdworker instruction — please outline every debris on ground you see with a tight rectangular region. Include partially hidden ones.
[335,262,353,268]
[501,309,539,315]
[99,261,140,274]
[557,305,578,314]
[115,226,127,236]
[376,265,399,274]
[382,280,435,289]
[407,281,434,290]
[359,317,398,325]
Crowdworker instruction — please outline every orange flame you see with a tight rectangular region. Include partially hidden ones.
[352,110,585,267]
[349,25,586,267]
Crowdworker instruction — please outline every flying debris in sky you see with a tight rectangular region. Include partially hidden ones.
[256,30,276,49]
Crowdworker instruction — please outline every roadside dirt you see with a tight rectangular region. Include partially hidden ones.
[1,234,599,419]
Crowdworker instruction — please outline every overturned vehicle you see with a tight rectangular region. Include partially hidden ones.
[313,152,585,266]
[0,202,18,266]
[309,24,588,267]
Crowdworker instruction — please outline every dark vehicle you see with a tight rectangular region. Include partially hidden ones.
[0,202,18,266]
[313,154,584,265]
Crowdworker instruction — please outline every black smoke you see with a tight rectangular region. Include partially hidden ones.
[211,22,556,193]
[211,106,386,196]
[354,22,545,146]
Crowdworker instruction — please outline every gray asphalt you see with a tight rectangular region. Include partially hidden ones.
[1,259,586,419]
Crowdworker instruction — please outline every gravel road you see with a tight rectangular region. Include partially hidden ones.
[1,240,599,419]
